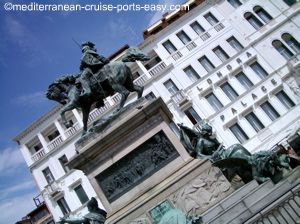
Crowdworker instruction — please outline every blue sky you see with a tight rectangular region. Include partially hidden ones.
[0,0,183,223]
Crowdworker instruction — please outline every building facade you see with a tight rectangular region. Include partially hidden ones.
[14,0,300,222]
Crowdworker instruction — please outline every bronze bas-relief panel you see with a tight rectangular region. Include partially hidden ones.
[96,131,179,203]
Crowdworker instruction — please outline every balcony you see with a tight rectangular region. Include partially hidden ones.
[64,122,81,138]
[47,135,63,151]
[148,61,167,77]
[31,148,46,162]
[193,122,202,132]
[171,90,191,109]
[200,32,211,41]
[171,50,183,61]
[133,73,150,86]
[214,22,225,32]
[88,100,112,123]
[185,41,197,51]
[45,181,61,198]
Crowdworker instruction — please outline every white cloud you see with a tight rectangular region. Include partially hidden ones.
[0,191,36,224]
[0,147,25,175]
[4,16,34,53]
[107,18,139,42]
[13,91,47,107]
[0,180,35,200]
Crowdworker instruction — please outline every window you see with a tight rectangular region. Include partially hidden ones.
[205,92,224,111]
[164,79,179,95]
[59,155,70,173]
[227,36,244,51]
[74,185,89,205]
[199,56,215,72]
[145,92,156,100]
[282,33,300,53]
[162,40,177,54]
[183,65,200,82]
[229,123,249,143]
[272,40,294,59]
[190,21,205,35]
[227,0,242,8]
[220,82,239,101]
[57,197,71,215]
[185,107,202,125]
[261,101,280,121]
[204,12,219,25]
[245,112,265,132]
[33,143,43,153]
[176,30,191,45]
[244,12,263,30]
[253,6,273,23]
[213,46,230,62]
[47,130,60,141]
[250,62,268,79]
[42,167,55,184]
[235,72,254,89]
[276,90,295,109]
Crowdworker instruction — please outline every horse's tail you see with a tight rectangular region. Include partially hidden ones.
[121,47,150,62]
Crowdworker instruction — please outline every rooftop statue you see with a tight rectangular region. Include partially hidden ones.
[46,42,149,135]
[58,197,107,224]
[179,122,292,183]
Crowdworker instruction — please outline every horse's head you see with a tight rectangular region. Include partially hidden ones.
[46,83,69,105]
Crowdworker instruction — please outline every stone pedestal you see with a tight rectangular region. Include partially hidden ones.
[68,98,233,224]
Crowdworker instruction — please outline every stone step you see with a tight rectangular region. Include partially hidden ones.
[202,166,300,224]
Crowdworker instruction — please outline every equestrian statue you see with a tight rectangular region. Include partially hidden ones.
[46,42,149,135]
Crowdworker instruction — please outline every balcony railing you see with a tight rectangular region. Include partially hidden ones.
[214,22,225,32]
[200,32,211,41]
[31,148,46,162]
[171,50,183,61]
[148,61,167,77]
[64,122,81,138]
[171,90,190,107]
[88,101,112,123]
[186,41,197,51]
[111,93,122,104]
[47,135,63,151]
[133,73,150,86]
[45,181,61,197]
[193,122,202,132]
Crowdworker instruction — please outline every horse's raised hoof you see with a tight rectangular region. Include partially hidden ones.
[136,105,143,110]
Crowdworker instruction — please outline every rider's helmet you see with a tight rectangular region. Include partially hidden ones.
[81,41,96,52]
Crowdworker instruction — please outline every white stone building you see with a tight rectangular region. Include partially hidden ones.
[14,0,300,222]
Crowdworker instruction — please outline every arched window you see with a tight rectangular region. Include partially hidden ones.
[227,0,242,8]
[282,33,300,53]
[244,12,263,30]
[253,6,273,23]
[272,40,294,60]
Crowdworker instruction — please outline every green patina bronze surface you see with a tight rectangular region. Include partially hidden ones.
[179,122,292,184]
[46,42,149,136]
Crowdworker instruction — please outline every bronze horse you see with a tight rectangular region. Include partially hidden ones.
[46,49,149,135]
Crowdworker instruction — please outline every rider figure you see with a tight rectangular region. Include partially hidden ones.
[79,41,110,107]
[179,123,221,158]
